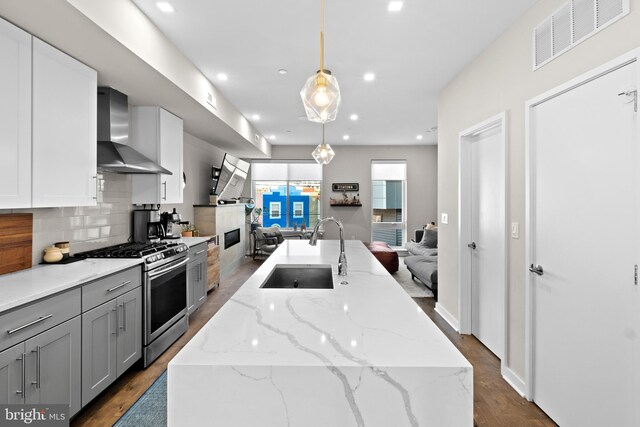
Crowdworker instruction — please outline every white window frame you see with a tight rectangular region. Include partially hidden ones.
[270,202,281,219]
[292,201,304,218]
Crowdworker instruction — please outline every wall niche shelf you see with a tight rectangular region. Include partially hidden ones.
[330,203,362,207]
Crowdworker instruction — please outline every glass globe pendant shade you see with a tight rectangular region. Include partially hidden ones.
[300,70,341,124]
[312,142,335,165]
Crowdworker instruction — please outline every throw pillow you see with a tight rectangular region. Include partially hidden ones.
[420,228,438,248]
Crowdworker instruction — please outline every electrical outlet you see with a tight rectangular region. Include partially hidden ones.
[441,213,448,225]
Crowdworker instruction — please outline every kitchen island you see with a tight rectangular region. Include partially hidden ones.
[168,240,472,426]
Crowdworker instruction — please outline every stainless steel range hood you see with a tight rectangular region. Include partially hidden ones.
[97,87,172,175]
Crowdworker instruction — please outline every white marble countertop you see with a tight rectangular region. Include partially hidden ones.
[169,240,473,426]
[0,258,143,313]
[0,237,210,314]
[168,236,210,247]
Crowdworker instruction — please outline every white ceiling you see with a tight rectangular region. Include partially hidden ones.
[131,0,536,147]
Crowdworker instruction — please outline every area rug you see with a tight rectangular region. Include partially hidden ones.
[113,371,167,427]
[392,258,434,298]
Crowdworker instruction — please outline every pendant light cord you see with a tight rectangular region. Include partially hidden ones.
[320,0,324,72]
[322,123,326,146]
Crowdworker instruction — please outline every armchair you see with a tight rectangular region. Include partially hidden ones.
[253,226,285,259]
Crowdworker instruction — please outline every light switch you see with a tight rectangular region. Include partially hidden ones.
[441,213,448,225]
[511,222,519,239]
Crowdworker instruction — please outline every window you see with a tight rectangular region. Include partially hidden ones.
[269,202,281,219]
[371,160,407,247]
[252,162,322,228]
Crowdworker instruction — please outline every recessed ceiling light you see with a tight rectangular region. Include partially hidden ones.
[343,135,350,140]
[364,73,375,82]
[416,135,423,140]
[268,135,276,140]
[278,69,288,75]
[156,2,174,13]
[388,1,403,12]
[350,114,359,121]
[251,114,260,120]
[216,73,228,81]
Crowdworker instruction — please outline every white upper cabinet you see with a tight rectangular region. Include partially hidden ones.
[0,19,31,208]
[131,107,183,205]
[32,38,97,207]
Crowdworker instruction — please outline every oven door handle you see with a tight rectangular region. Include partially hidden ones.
[148,257,190,278]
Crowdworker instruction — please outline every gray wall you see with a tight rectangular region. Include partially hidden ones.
[265,145,437,242]
[437,0,640,379]
[159,132,225,225]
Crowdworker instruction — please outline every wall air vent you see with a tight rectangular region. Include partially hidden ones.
[533,0,629,70]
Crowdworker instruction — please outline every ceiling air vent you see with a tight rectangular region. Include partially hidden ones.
[533,0,629,70]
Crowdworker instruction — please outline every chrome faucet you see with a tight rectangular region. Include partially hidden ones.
[309,217,347,276]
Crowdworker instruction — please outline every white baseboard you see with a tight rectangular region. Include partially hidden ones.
[501,365,527,398]
[435,302,460,332]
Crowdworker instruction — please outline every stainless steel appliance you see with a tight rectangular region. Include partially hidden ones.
[133,209,161,242]
[97,87,171,175]
[76,241,189,367]
[160,208,182,239]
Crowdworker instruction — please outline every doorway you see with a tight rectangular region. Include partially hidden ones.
[459,112,507,361]
[526,52,640,426]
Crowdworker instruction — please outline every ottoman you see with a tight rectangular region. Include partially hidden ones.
[363,241,399,273]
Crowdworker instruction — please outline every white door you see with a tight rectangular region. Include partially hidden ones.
[530,60,640,426]
[470,125,504,358]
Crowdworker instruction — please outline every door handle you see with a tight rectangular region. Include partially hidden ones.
[162,181,167,201]
[529,264,544,276]
[467,242,476,250]
[16,353,26,397]
[112,307,118,335]
[119,303,125,332]
[31,346,41,389]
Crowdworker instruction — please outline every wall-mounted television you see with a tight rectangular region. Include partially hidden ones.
[213,153,250,201]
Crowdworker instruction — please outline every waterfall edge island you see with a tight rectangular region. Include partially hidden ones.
[168,240,472,426]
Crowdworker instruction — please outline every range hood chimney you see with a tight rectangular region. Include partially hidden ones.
[97,87,172,175]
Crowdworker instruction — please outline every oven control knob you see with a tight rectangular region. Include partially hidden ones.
[160,253,165,259]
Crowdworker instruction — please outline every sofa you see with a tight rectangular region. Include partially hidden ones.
[404,228,438,299]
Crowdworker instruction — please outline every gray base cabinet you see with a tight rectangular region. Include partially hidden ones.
[187,243,208,315]
[0,343,27,405]
[0,317,81,416]
[82,287,142,406]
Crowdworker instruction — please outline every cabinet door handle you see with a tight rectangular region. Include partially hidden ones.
[195,250,205,256]
[162,181,167,201]
[112,307,118,335]
[8,315,53,335]
[31,346,41,389]
[16,353,26,397]
[119,303,126,332]
[107,281,131,293]
[93,175,98,200]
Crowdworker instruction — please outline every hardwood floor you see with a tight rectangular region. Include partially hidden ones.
[72,258,556,427]
[412,298,557,427]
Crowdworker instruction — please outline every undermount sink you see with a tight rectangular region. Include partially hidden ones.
[260,264,334,289]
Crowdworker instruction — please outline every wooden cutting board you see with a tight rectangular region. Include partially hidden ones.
[0,213,33,275]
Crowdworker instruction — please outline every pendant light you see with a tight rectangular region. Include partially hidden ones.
[312,124,335,165]
[300,0,341,124]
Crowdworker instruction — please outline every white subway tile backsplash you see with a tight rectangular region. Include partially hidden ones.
[100,225,111,237]
[24,172,134,264]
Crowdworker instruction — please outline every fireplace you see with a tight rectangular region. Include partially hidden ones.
[224,228,240,249]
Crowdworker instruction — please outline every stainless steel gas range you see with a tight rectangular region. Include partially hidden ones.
[77,242,189,366]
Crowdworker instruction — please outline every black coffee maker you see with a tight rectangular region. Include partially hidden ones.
[160,208,182,239]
